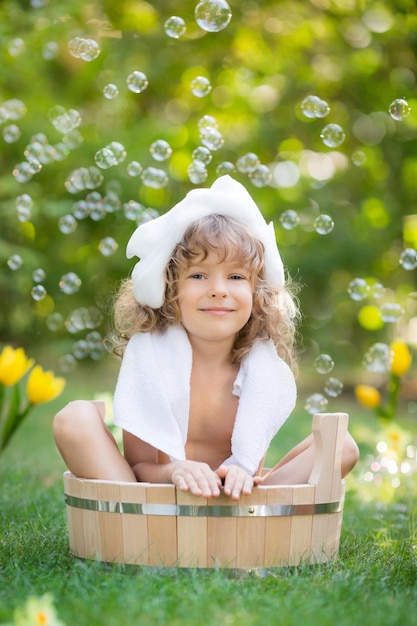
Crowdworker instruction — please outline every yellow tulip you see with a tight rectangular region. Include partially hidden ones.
[355,385,381,409]
[26,365,66,405]
[0,345,34,386]
[390,340,412,377]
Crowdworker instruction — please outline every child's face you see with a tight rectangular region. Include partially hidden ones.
[177,250,253,348]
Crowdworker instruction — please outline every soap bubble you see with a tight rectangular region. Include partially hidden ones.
[351,150,367,166]
[192,146,212,165]
[314,214,334,234]
[370,282,385,299]
[99,237,119,256]
[236,152,260,173]
[188,161,208,184]
[304,393,328,414]
[32,268,46,283]
[66,166,103,192]
[48,105,82,134]
[16,194,33,212]
[216,161,235,175]
[47,312,64,332]
[348,277,370,301]
[301,95,330,119]
[380,302,404,323]
[150,139,172,161]
[198,115,218,130]
[195,0,232,32]
[103,84,119,99]
[66,307,103,333]
[72,339,89,359]
[1,98,27,121]
[59,214,78,234]
[31,285,47,301]
[141,167,169,189]
[127,161,143,177]
[324,377,343,398]
[59,354,77,373]
[95,147,117,169]
[191,76,212,97]
[72,200,89,220]
[8,38,25,56]
[13,162,34,183]
[280,209,300,230]
[314,354,334,375]
[320,123,346,148]
[126,71,149,93]
[108,141,127,164]
[59,272,82,294]
[43,41,59,60]
[389,98,411,121]
[399,248,417,270]
[7,254,23,270]
[249,164,271,187]
[68,37,100,62]
[123,200,143,221]
[3,124,21,143]
[363,342,392,373]
[164,16,186,39]
[200,127,224,150]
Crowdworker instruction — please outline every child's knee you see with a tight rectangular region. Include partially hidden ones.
[342,433,360,476]
[53,400,100,443]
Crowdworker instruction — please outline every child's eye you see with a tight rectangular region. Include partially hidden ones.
[190,273,204,279]
[229,274,246,280]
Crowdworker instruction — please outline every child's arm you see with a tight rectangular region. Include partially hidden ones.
[123,430,222,497]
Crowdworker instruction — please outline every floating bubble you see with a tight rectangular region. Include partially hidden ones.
[280,209,300,230]
[123,200,144,221]
[127,161,143,177]
[99,237,119,256]
[103,83,119,99]
[68,37,100,62]
[188,161,208,184]
[370,282,385,299]
[200,127,224,150]
[95,147,117,169]
[198,115,218,130]
[399,248,417,270]
[47,312,64,332]
[62,129,84,149]
[314,354,334,375]
[1,99,27,121]
[13,162,33,183]
[107,141,127,164]
[236,152,259,173]
[320,123,346,148]
[351,150,367,166]
[27,159,42,175]
[72,339,89,359]
[380,302,404,323]
[164,16,186,39]
[314,214,334,235]
[388,98,411,121]
[348,277,370,301]
[216,161,235,175]
[8,38,25,57]
[3,124,21,143]
[324,377,343,398]
[59,272,82,295]
[249,164,271,188]
[192,146,212,165]
[150,139,172,162]
[126,71,149,94]
[65,307,103,333]
[16,206,31,223]
[191,76,212,98]
[86,331,106,360]
[59,354,77,373]
[141,167,169,189]
[42,41,59,60]
[59,214,78,234]
[16,194,33,211]
[7,254,23,270]
[304,393,328,415]
[300,95,330,119]
[363,342,392,373]
[32,268,46,283]
[48,105,82,134]
[31,285,47,301]
[195,0,232,32]
[66,166,103,192]
[72,200,90,220]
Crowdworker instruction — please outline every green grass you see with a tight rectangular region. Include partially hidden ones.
[1,363,417,626]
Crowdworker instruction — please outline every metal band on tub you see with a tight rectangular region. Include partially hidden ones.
[64,494,342,517]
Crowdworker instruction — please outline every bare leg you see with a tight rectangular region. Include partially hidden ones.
[262,432,359,485]
[53,400,136,482]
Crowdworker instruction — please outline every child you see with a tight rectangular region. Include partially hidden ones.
[53,175,358,500]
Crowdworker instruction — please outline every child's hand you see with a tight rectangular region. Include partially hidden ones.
[215,464,259,500]
[170,460,222,498]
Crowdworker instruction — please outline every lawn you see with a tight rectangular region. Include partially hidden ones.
[1,361,416,626]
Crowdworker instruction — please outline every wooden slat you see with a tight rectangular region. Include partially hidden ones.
[119,482,149,565]
[176,490,208,567]
[308,413,348,503]
[96,481,123,563]
[146,485,177,566]
[80,479,101,560]
[236,488,267,569]
[207,491,237,568]
[264,486,293,567]
[288,485,314,566]
[64,473,86,558]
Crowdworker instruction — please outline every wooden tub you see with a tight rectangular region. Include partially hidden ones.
[63,412,348,570]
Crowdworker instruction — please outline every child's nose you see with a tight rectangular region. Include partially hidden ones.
[209,276,228,297]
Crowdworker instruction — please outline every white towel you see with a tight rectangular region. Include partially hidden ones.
[113,326,296,474]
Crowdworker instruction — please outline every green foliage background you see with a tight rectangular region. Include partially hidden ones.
[0,0,416,383]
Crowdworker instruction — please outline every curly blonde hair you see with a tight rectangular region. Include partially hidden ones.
[110,215,300,370]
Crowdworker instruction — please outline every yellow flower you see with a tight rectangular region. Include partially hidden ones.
[0,345,34,386]
[355,384,381,409]
[14,594,66,626]
[390,340,412,377]
[26,365,66,405]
